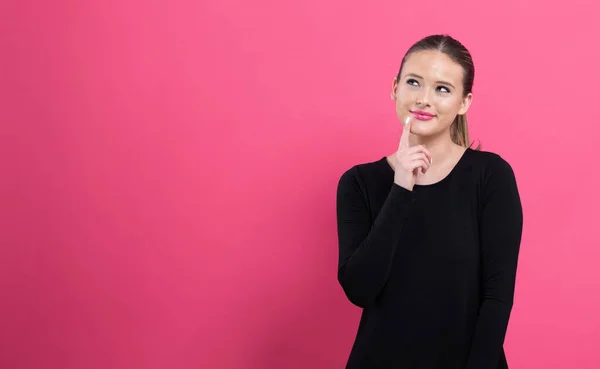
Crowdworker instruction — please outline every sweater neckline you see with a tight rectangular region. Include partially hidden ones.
[382,147,472,189]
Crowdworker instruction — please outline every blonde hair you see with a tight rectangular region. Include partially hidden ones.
[451,114,480,150]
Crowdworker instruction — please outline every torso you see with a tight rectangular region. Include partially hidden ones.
[346,148,483,368]
[339,148,516,369]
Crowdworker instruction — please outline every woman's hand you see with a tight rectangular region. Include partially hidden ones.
[393,117,432,191]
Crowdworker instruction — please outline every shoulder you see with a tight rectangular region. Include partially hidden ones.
[466,148,518,183]
[466,149,521,203]
[337,157,388,194]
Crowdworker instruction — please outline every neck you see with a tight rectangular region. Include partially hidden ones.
[386,131,466,172]
[409,132,458,164]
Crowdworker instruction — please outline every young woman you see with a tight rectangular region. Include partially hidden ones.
[335,34,523,369]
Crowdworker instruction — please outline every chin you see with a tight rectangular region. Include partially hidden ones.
[410,125,439,137]
[411,118,451,136]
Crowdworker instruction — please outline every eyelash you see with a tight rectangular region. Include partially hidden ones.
[406,79,450,93]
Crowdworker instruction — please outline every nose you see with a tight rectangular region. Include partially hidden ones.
[416,88,433,106]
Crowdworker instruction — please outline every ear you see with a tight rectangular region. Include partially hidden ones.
[458,92,473,115]
[390,77,398,100]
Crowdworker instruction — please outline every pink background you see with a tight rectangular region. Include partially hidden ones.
[2,0,599,368]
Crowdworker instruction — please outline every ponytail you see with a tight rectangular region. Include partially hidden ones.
[451,114,480,150]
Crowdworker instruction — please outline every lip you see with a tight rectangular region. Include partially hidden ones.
[411,110,435,121]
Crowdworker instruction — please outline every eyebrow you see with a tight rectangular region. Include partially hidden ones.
[405,73,455,89]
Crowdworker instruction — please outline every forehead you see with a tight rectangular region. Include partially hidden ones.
[401,50,464,82]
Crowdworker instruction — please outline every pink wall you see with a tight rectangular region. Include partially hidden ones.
[2,0,599,368]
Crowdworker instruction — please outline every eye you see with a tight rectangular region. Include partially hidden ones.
[406,78,419,86]
[437,85,451,93]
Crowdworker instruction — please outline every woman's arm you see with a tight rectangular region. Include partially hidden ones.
[335,167,416,308]
[465,155,523,369]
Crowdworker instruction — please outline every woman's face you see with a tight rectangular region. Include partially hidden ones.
[392,50,472,139]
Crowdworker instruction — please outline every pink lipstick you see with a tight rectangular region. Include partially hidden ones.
[412,110,435,121]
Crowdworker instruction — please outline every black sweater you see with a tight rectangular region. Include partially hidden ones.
[335,148,523,369]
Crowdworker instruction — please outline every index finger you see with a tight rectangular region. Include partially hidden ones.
[399,116,412,150]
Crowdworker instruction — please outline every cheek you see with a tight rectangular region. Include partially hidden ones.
[433,96,462,115]
[397,84,416,100]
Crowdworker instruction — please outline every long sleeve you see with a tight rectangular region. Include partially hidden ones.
[465,157,523,369]
[335,167,416,308]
